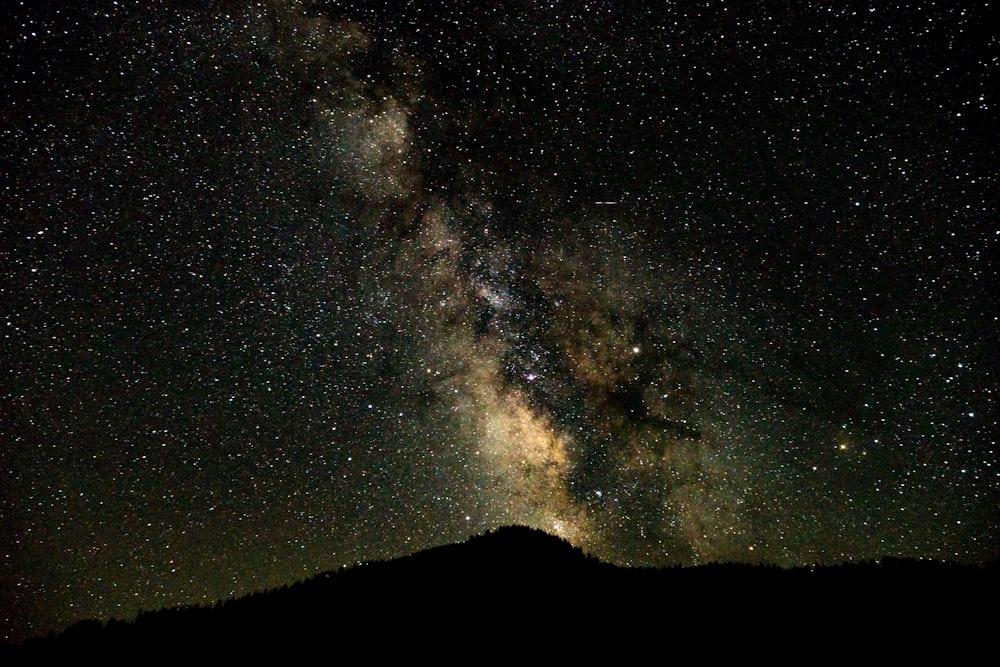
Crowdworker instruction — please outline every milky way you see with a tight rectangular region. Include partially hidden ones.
[2,0,997,642]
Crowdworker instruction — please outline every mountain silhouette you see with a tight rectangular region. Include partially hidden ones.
[6,526,997,658]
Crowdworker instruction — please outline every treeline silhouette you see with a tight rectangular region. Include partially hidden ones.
[7,525,998,657]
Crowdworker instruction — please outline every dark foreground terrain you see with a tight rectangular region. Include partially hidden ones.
[5,526,998,657]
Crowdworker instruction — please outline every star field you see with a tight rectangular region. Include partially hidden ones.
[2,0,997,643]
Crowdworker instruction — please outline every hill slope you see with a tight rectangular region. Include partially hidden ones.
[7,526,998,657]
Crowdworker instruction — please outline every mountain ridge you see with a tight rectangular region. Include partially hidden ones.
[6,525,997,656]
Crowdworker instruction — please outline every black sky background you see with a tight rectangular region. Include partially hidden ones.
[2,0,997,643]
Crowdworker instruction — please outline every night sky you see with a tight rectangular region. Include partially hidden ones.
[3,0,997,642]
